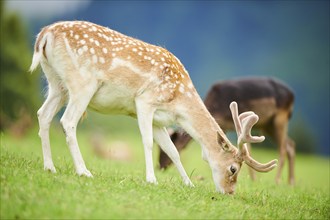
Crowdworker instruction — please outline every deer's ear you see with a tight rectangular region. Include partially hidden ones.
[217,132,231,152]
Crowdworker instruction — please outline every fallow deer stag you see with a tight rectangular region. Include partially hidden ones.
[30,21,276,194]
[159,77,295,185]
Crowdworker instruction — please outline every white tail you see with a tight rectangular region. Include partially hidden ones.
[29,32,50,72]
[31,21,276,194]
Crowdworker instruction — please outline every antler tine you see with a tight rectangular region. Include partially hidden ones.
[241,144,278,172]
[229,101,265,149]
[239,113,265,147]
[229,101,277,172]
[229,102,241,136]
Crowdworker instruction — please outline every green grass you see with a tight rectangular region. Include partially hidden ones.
[1,115,329,219]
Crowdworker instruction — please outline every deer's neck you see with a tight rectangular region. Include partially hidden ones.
[177,96,231,159]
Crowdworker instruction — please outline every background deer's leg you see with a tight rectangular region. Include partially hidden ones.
[286,137,296,185]
[246,143,256,181]
[153,126,194,187]
[273,112,289,184]
[60,80,98,177]
[159,147,172,169]
[135,99,157,184]
[37,67,65,173]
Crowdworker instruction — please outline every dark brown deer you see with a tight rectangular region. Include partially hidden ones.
[159,77,295,185]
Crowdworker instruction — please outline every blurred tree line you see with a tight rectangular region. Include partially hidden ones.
[0,1,41,136]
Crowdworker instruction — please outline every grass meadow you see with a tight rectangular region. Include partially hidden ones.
[1,113,329,219]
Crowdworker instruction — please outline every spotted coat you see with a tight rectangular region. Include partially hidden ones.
[35,21,195,104]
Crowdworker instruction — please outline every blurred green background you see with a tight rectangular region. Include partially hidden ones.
[0,1,329,156]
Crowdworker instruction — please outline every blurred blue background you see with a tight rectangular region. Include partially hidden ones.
[4,0,329,155]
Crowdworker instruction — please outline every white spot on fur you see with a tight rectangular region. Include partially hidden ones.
[77,48,83,56]
[99,57,105,64]
[92,55,98,63]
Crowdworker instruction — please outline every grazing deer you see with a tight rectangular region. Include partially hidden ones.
[159,77,295,185]
[29,21,276,194]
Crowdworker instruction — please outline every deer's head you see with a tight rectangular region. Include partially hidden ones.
[210,102,277,194]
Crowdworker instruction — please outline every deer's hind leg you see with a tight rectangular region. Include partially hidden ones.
[272,111,289,184]
[246,143,256,181]
[60,76,98,177]
[286,137,296,185]
[37,65,66,173]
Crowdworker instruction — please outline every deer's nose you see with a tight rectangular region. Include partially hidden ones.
[226,189,235,195]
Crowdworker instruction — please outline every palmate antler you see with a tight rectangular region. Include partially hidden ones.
[229,102,277,172]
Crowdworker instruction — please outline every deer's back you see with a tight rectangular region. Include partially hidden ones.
[204,77,294,129]
[34,21,197,116]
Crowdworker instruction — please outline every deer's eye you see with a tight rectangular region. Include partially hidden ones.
[230,165,237,175]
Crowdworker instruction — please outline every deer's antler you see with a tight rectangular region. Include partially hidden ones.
[229,102,277,172]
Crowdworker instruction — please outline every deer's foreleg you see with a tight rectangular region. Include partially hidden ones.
[153,126,194,187]
[136,98,157,184]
